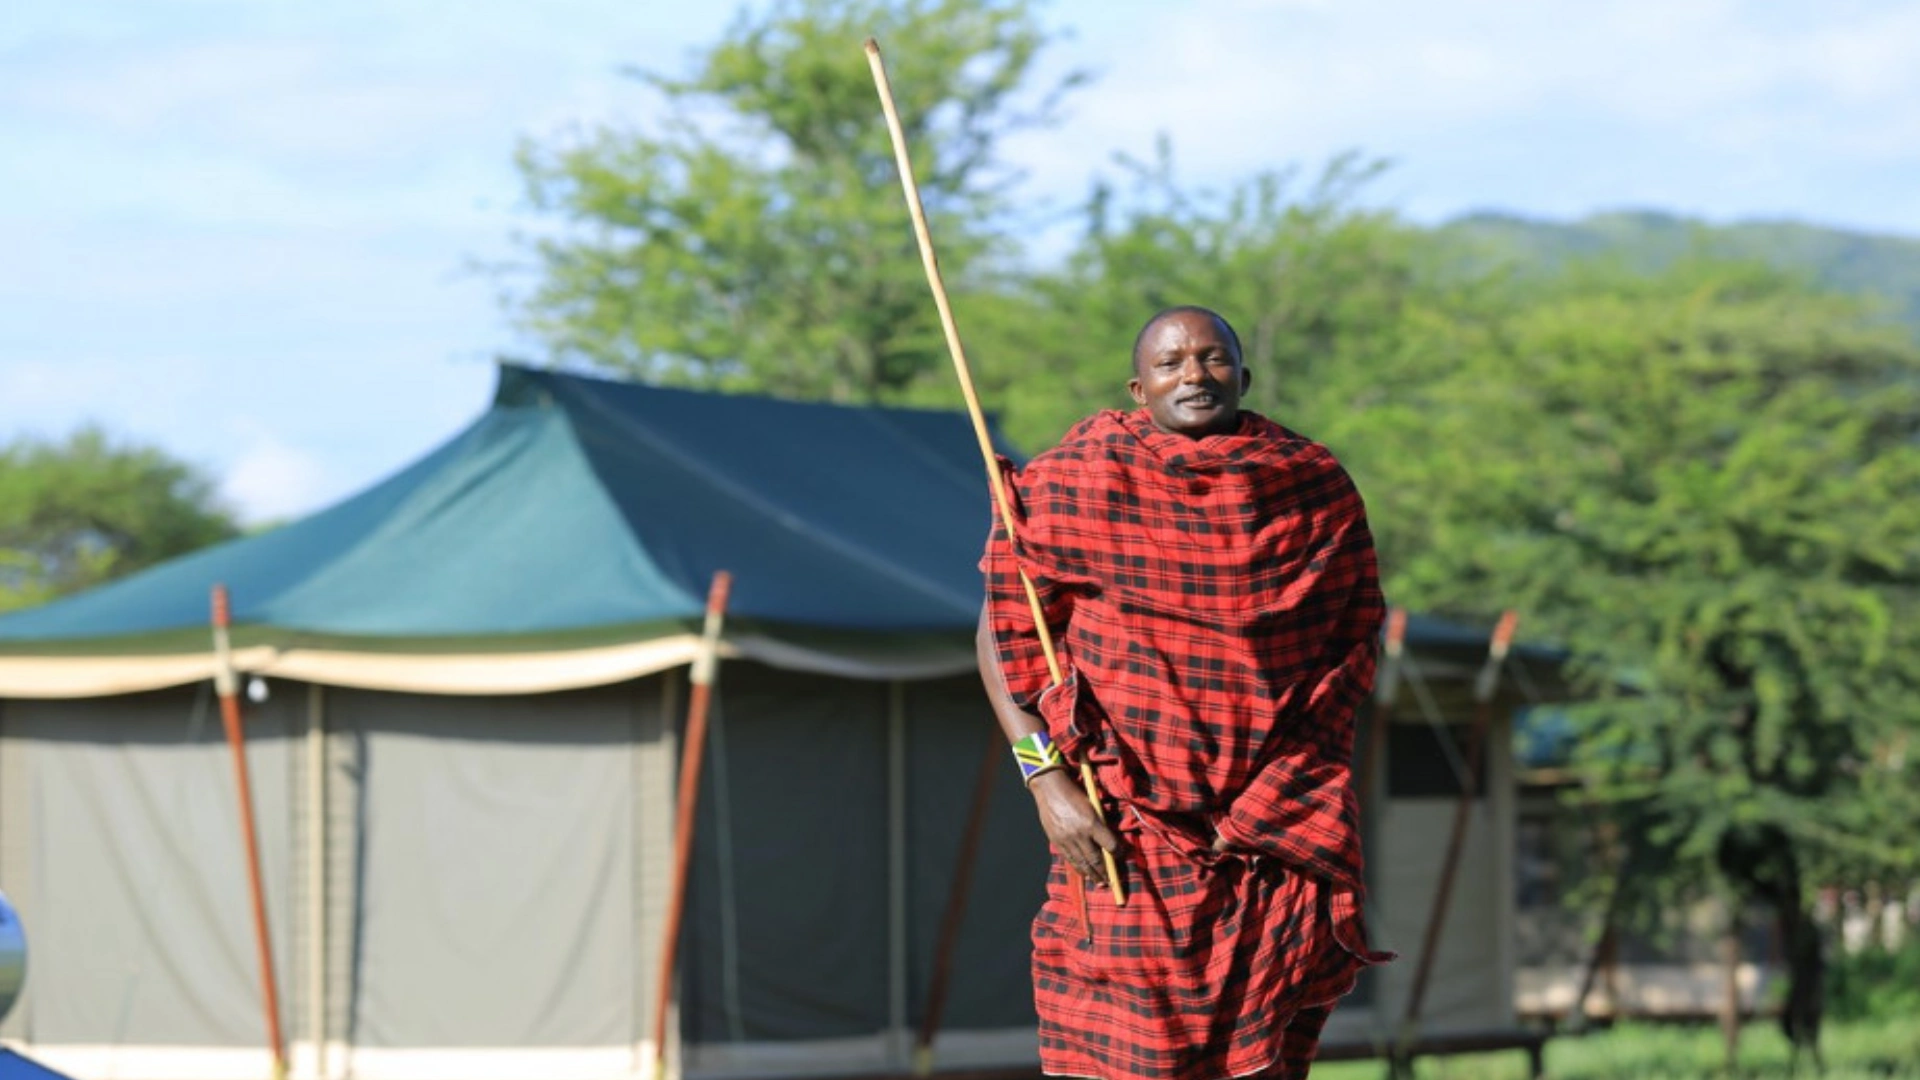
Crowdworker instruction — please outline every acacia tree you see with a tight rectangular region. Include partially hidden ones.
[1383,260,1920,1059]
[0,427,238,611]
[512,0,1073,402]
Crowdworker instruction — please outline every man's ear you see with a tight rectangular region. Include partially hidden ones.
[1127,377,1146,405]
[1239,368,1252,394]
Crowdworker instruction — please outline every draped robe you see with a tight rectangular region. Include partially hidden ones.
[982,409,1390,1080]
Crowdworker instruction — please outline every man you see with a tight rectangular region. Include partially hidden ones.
[978,307,1388,1080]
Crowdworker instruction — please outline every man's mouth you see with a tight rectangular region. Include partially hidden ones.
[1178,393,1219,408]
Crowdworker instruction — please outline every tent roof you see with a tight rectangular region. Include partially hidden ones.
[0,365,1555,697]
[0,366,1020,692]
[0,365,1003,645]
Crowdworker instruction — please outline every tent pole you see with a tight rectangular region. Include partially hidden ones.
[1397,612,1518,1056]
[914,728,1000,1076]
[887,682,909,1067]
[211,584,289,1080]
[306,683,328,1080]
[651,572,734,1080]
[1353,609,1407,819]
[1350,610,1402,1047]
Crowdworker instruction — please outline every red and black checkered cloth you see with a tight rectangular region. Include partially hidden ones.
[983,409,1391,1080]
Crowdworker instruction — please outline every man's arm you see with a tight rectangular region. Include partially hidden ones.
[976,604,1120,882]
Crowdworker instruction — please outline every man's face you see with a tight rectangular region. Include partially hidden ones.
[1128,311,1251,438]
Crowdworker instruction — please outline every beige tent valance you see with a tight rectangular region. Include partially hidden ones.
[0,633,981,699]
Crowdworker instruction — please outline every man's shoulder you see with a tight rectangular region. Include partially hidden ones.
[1246,413,1353,473]
[1023,410,1135,471]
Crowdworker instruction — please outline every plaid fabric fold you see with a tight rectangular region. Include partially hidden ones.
[982,408,1389,1080]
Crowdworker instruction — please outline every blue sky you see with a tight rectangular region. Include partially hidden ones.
[5,0,1918,522]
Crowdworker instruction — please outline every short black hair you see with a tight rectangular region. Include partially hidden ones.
[1131,306,1244,372]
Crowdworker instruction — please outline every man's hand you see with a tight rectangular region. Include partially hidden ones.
[1029,769,1122,881]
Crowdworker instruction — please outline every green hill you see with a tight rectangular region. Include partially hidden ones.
[1438,210,1920,331]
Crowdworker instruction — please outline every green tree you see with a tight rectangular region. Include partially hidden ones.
[511,0,1073,402]
[1381,260,1920,1060]
[0,427,239,612]
[975,149,1475,541]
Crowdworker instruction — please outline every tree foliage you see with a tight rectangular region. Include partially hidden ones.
[0,428,239,612]
[512,0,1073,402]
[1377,261,1920,1052]
[1384,261,1920,888]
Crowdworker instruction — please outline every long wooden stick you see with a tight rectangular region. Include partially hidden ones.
[210,585,288,1080]
[864,37,1123,908]
[652,571,734,1080]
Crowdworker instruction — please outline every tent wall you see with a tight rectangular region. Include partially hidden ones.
[0,665,1042,1080]
[676,668,1047,1079]
[0,686,299,1071]
[0,654,1526,1078]
[901,678,1049,1046]
[1326,703,1519,1044]
[0,679,676,1080]
[325,682,671,1072]
[681,665,892,1059]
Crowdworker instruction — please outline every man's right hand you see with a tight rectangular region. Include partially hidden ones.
[1029,769,1122,882]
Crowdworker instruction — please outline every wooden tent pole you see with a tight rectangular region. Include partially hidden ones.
[210,585,288,1080]
[913,730,1002,1076]
[1398,611,1518,1051]
[651,571,734,1080]
[1353,608,1408,817]
[864,37,1122,909]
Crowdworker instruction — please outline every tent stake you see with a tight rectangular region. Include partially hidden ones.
[651,572,734,1080]
[864,37,1122,910]
[211,585,289,1080]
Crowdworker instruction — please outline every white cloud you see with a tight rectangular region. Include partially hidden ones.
[221,437,333,525]
[1799,5,1920,102]
[1005,0,1920,231]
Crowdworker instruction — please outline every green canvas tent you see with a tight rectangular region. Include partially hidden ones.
[0,365,1559,1080]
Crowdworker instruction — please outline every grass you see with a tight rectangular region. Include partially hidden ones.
[1311,1016,1920,1079]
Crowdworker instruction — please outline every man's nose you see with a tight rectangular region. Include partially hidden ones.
[1180,358,1206,382]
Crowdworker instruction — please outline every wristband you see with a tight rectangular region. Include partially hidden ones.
[1012,730,1065,784]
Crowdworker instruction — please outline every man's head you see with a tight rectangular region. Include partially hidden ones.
[1128,306,1250,438]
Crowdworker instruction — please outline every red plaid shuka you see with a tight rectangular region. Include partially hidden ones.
[982,409,1390,1080]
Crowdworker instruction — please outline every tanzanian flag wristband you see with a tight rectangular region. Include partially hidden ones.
[1013,730,1065,785]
